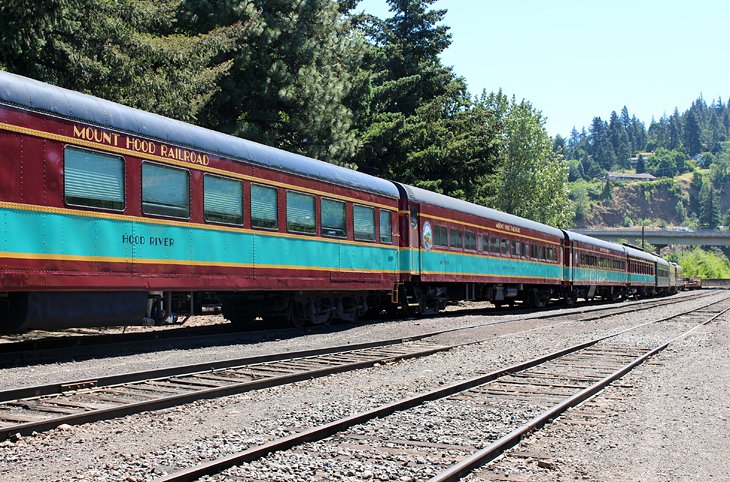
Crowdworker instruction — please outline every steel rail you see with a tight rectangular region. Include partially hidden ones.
[2,291,708,402]
[0,292,717,442]
[428,304,730,481]
[155,295,729,482]
[0,291,711,366]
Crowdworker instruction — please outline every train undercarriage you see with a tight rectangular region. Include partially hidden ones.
[1,280,673,332]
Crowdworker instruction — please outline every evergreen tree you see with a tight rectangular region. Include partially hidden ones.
[684,109,703,157]
[565,127,583,160]
[648,115,670,151]
[669,108,683,151]
[630,115,647,152]
[620,106,634,148]
[588,117,616,171]
[699,179,720,229]
[182,0,364,164]
[609,110,631,167]
[351,0,497,199]
[601,180,613,200]
[580,153,603,179]
[0,0,246,122]
[377,0,453,115]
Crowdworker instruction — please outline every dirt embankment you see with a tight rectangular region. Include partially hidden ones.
[576,174,730,229]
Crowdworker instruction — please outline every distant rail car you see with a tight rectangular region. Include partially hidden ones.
[0,72,677,331]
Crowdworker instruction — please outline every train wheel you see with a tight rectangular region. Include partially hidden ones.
[284,302,307,329]
[530,289,546,308]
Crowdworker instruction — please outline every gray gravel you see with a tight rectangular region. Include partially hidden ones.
[467,297,730,481]
[0,290,725,481]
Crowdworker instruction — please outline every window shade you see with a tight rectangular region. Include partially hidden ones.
[322,198,346,237]
[353,205,375,241]
[142,163,189,218]
[204,175,242,225]
[251,184,278,229]
[379,210,392,244]
[64,147,124,211]
[286,191,315,234]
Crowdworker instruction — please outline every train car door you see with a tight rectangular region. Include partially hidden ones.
[410,204,422,275]
[563,236,573,285]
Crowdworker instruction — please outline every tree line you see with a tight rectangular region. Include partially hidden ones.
[555,97,730,181]
[0,0,573,227]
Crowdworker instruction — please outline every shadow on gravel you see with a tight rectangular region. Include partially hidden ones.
[0,294,662,368]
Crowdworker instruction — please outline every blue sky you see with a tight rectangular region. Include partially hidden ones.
[358,0,729,137]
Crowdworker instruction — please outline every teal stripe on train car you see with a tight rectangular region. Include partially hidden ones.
[420,250,563,280]
[0,207,398,272]
[572,268,627,284]
[399,249,417,274]
[629,274,655,284]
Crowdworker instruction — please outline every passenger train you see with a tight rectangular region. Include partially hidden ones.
[0,72,682,331]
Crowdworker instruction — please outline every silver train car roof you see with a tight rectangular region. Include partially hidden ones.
[0,71,400,199]
[623,244,658,262]
[395,183,565,238]
[563,231,626,253]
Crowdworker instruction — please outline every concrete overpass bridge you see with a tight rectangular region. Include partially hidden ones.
[571,229,730,249]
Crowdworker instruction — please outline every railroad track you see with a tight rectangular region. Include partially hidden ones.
[0,291,711,367]
[0,292,720,442]
[153,295,730,481]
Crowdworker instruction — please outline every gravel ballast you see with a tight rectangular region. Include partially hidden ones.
[0,291,726,481]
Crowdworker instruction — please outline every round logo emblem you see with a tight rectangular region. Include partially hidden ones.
[422,221,433,251]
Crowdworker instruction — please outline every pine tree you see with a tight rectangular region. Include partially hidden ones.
[699,179,720,229]
[669,109,683,151]
[684,109,703,157]
[183,0,364,164]
[620,106,634,148]
[630,115,647,152]
[589,117,616,172]
[609,110,631,167]
[0,0,246,122]
[352,0,492,197]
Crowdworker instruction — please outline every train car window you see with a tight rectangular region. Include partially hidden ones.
[251,183,278,229]
[511,240,520,256]
[530,244,538,259]
[522,243,529,258]
[490,236,500,254]
[546,247,553,262]
[286,191,316,234]
[433,226,443,247]
[380,210,393,244]
[480,235,490,252]
[449,228,463,249]
[64,146,125,211]
[204,174,243,225]
[501,238,510,256]
[465,231,476,250]
[538,245,546,260]
[142,162,189,218]
[321,198,346,238]
[354,205,376,241]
